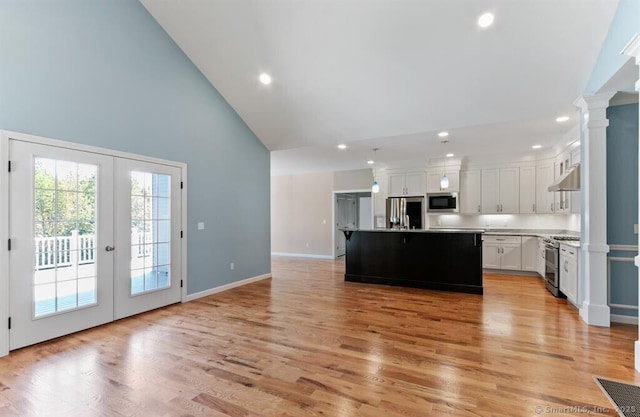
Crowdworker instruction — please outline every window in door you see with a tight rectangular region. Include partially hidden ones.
[33,158,98,318]
[130,171,171,295]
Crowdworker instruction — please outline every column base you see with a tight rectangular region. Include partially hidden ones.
[580,301,610,327]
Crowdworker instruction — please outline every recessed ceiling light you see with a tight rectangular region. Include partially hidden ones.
[532,145,542,149]
[556,116,570,123]
[438,131,449,138]
[446,153,454,158]
[259,73,272,85]
[367,160,374,165]
[478,12,495,28]
[337,144,347,150]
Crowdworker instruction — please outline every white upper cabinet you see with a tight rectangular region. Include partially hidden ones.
[388,172,425,197]
[481,168,519,213]
[427,171,460,193]
[554,152,572,213]
[519,166,536,214]
[388,174,406,196]
[536,162,555,214]
[481,169,500,213]
[460,170,481,214]
[405,172,426,195]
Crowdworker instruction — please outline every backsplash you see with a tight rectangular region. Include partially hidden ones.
[427,213,580,232]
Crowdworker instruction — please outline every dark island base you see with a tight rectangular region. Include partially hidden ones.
[345,274,483,294]
[343,230,483,295]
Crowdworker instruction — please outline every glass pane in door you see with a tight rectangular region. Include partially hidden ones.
[130,171,171,295]
[33,158,98,318]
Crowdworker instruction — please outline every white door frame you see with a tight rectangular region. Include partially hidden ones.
[332,189,372,259]
[0,129,188,358]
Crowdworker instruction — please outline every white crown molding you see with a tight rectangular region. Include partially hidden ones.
[574,92,617,112]
[610,92,639,106]
[622,32,640,61]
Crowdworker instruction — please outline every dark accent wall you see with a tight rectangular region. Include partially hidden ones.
[606,103,639,317]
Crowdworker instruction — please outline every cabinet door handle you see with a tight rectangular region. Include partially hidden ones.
[533,204,535,212]
[497,204,499,212]
[500,204,503,212]
[551,203,554,212]
[477,205,481,213]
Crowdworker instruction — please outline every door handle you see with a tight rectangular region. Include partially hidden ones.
[105,246,115,252]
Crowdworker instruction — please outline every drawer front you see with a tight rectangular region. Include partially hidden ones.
[483,235,522,244]
[559,244,577,260]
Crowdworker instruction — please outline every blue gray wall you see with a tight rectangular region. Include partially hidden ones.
[606,103,639,317]
[0,0,271,294]
[585,0,640,94]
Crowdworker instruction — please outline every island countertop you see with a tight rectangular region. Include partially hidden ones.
[340,228,485,234]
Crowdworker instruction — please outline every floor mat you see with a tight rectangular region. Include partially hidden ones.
[594,377,640,417]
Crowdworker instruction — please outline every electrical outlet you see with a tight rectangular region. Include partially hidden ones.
[305,242,309,247]
[437,220,442,226]
[197,222,205,230]
[230,262,235,270]
[635,224,638,234]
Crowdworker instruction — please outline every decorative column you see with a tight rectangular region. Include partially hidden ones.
[622,32,640,372]
[575,92,616,327]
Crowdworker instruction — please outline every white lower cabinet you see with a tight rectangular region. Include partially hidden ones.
[483,235,522,270]
[521,236,538,272]
[559,244,578,306]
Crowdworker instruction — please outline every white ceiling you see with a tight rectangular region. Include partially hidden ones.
[141,0,620,176]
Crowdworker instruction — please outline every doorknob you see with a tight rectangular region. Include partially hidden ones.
[105,246,115,252]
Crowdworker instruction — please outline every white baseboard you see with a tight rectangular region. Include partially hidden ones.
[482,269,541,277]
[611,314,639,325]
[184,273,271,302]
[271,252,334,260]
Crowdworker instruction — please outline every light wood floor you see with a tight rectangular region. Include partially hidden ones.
[0,257,638,416]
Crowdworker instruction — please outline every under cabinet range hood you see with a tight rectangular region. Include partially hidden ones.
[548,163,580,192]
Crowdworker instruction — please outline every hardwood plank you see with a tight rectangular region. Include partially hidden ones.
[0,257,637,416]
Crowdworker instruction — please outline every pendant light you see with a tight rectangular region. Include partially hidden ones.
[440,140,449,190]
[371,148,380,193]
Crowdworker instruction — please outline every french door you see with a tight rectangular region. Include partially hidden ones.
[114,158,181,319]
[9,139,182,350]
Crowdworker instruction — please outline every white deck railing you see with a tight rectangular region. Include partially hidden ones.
[35,230,152,270]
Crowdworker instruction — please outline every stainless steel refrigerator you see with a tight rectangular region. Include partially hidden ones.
[385,197,424,229]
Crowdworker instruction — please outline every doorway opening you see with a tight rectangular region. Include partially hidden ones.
[334,191,372,258]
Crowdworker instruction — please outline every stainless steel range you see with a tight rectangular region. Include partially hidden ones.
[543,235,580,297]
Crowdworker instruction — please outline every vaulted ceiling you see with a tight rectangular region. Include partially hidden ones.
[141,0,619,175]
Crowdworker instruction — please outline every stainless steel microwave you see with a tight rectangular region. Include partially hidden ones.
[427,192,459,212]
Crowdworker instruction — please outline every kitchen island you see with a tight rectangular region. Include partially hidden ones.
[342,229,484,294]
